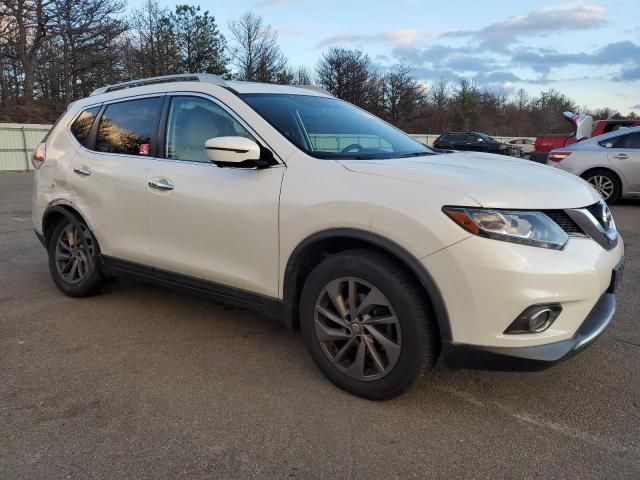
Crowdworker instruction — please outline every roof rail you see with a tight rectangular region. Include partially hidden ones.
[292,85,333,97]
[90,73,227,96]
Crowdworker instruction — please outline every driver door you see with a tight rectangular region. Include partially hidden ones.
[145,94,285,297]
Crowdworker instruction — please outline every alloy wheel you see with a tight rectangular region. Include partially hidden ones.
[314,276,402,381]
[54,223,94,284]
[587,175,614,200]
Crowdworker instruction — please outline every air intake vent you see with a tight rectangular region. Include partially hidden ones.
[543,210,584,234]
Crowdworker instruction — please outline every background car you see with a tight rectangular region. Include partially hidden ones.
[433,132,516,156]
[506,137,535,158]
[547,126,640,203]
[532,112,640,163]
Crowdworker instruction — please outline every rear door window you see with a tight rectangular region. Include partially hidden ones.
[600,132,640,149]
[615,132,640,149]
[95,97,163,156]
[70,106,100,145]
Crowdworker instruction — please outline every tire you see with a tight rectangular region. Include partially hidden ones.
[47,217,105,297]
[581,169,621,204]
[299,249,437,400]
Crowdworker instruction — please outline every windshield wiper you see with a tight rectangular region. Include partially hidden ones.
[396,152,432,158]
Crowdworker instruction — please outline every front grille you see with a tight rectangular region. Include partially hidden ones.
[586,202,605,228]
[543,210,584,234]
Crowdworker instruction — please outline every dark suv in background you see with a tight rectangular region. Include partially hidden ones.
[433,132,513,155]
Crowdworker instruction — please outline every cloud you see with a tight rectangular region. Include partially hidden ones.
[512,41,640,75]
[391,44,489,69]
[443,3,606,51]
[444,55,500,73]
[317,29,458,49]
[631,104,640,109]
[471,3,606,50]
[471,72,523,92]
[613,65,640,82]
[473,71,522,83]
[409,67,461,83]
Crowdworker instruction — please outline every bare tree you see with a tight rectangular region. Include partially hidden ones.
[533,89,578,133]
[384,62,425,128]
[48,0,125,104]
[291,65,312,85]
[427,77,451,133]
[452,77,480,131]
[228,11,287,83]
[171,5,228,76]
[316,47,372,108]
[127,0,179,78]
[0,0,52,107]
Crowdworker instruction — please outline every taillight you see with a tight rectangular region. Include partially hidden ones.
[548,151,571,163]
[31,143,46,169]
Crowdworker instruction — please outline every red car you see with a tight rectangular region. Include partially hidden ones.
[530,112,640,163]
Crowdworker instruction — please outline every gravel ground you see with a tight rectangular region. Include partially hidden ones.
[1,171,639,479]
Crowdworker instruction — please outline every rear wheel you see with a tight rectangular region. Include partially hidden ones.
[582,169,621,204]
[300,250,437,400]
[48,218,105,297]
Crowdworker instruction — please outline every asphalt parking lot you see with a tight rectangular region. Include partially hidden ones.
[1,171,639,479]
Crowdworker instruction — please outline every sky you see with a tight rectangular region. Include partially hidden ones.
[130,0,640,114]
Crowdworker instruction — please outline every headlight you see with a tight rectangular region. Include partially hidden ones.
[443,207,569,250]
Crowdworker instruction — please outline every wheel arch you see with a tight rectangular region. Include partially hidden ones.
[42,204,94,249]
[282,228,451,342]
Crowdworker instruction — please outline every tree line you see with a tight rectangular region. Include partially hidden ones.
[1,0,635,133]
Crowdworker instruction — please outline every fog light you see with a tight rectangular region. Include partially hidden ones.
[528,308,556,333]
[504,304,562,334]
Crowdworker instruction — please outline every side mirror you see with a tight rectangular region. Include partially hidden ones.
[205,136,263,167]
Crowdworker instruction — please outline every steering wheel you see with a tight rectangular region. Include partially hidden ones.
[341,143,364,153]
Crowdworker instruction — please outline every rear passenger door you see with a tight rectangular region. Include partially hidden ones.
[446,134,465,150]
[68,96,163,265]
[452,134,475,151]
[606,132,640,191]
[145,94,284,298]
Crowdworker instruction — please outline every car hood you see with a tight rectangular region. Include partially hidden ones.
[338,152,601,209]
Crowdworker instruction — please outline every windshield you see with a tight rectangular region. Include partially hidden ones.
[477,133,497,143]
[240,94,433,159]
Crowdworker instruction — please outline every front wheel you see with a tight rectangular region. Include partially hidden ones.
[48,218,105,297]
[300,250,437,400]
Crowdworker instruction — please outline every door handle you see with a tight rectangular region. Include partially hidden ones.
[613,154,628,160]
[148,178,174,191]
[73,166,91,176]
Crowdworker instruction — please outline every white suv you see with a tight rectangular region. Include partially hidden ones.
[32,74,624,399]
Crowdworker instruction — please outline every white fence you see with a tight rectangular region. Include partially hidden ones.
[0,123,531,171]
[0,123,52,171]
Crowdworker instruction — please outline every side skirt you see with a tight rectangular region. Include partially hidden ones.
[101,256,287,322]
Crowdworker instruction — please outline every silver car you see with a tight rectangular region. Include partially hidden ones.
[548,126,640,203]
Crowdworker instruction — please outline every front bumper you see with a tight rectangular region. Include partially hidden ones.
[442,291,616,371]
[422,234,623,349]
